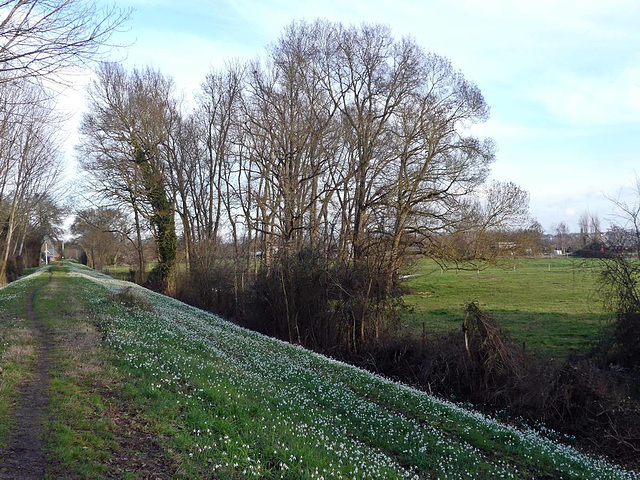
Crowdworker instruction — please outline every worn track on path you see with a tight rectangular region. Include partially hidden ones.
[0,282,51,479]
[0,269,177,479]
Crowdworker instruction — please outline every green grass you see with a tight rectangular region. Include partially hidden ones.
[0,274,39,448]
[1,264,143,478]
[65,263,637,478]
[35,268,120,478]
[401,257,608,357]
[22,266,39,276]
[2,262,636,479]
[100,263,156,275]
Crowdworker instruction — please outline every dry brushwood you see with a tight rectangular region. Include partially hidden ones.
[462,302,527,392]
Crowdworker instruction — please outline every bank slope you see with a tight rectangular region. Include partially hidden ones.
[4,263,638,479]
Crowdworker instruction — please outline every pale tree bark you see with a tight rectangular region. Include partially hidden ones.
[194,63,245,263]
[241,22,337,259]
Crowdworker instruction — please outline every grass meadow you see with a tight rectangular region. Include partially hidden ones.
[402,256,607,357]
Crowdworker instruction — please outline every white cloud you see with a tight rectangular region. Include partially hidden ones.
[467,120,556,141]
[531,66,640,126]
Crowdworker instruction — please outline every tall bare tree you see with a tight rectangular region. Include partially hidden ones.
[243,21,337,258]
[555,221,569,254]
[79,63,179,293]
[579,211,590,247]
[226,21,529,347]
[71,207,127,269]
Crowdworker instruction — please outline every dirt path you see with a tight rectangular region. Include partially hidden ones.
[1,271,178,478]
[0,285,51,479]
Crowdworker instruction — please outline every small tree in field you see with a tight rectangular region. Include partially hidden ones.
[598,256,640,368]
[555,221,569,254]
[598,179,640,368]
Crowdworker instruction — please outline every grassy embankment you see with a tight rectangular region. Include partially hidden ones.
[0,261,637,478]
[402,256,606,357]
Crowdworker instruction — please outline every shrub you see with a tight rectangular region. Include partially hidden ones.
[597,256,640,369]
[174,261,240,319]
[335,302,640,469]
[250,249,341,348]
[248,248,403,352]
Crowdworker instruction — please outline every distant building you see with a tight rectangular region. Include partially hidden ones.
[40,238,63,264]
[41,246,59,264]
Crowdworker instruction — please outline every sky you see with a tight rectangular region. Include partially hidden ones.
[61,0,640,233]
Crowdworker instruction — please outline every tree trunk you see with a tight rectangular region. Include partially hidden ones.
[133,205,145,283]
[135,147,177,294]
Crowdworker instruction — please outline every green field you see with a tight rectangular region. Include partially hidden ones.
[0,262,636,478]
[402,256,608,357]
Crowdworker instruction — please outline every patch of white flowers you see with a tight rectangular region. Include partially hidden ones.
[67,264,639,479]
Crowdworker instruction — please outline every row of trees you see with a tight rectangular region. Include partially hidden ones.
[568,203,640,257]
[0,81,63,282]
[78,20,529,350]
[0,0,127,284]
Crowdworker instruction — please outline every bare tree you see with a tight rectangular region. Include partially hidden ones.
[555,221,569,254]
[325,23,416,262]
[0,0,129,84]
[19,193,63,268]
[0,81,61,283]
[594,177,640,367]
[188,20,529,349]
[234,21,529,347]
[0,0,128,283]
[71,207,127,269]
[579,211,590,247]
[608,175,640,258]
[79,62,179,293]
[243,21,337,259]
[192,62,246,261]
[590,214,602,245]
